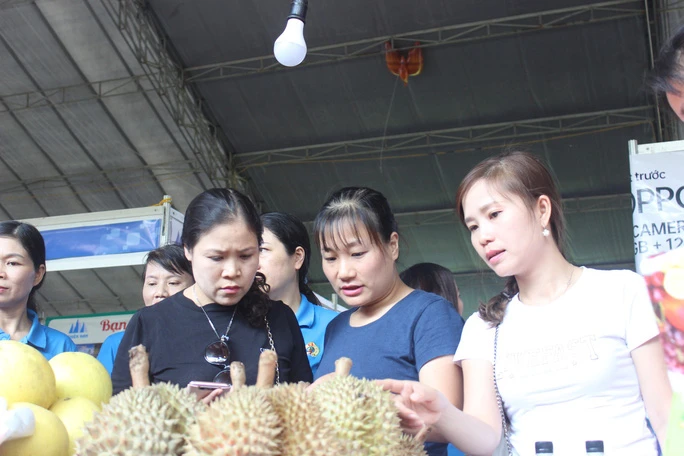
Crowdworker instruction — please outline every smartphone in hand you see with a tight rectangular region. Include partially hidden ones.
[187,381,231,399]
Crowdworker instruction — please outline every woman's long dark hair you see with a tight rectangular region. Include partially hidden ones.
[261,212,321,306]
[455,151,566,326]
[182,188,271,328]
[400,262,460,312]
[646,24,684,95]
[0,221,46,313]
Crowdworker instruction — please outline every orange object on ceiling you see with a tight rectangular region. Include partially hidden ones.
[385,41,423,85]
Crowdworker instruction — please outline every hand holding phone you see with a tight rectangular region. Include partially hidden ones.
[187,381,231,400]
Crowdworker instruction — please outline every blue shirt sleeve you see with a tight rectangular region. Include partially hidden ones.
[413,296,464,370]
[97,332,124,375]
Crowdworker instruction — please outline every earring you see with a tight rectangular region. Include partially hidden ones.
[542,228,550,237]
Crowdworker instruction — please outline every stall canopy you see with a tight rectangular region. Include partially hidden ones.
[23,197,183,315]
[1,0,681,317]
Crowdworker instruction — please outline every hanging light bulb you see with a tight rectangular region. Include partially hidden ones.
[274,0,308,67]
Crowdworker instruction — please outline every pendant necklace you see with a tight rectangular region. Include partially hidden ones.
[193,284,237,343]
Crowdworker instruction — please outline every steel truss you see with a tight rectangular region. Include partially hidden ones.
[236,106,654,168]
[0,0,34,7]
[184,0,646,83]
[96,0,240,189]
[0,1,650,113]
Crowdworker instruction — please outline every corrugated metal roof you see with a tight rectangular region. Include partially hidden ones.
[0,0,663,317]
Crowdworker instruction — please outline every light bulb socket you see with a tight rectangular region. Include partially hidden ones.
[287,0,308,23]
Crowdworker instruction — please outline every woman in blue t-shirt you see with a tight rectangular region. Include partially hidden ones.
[259,212,338,376]
[0,221,76,360]
[311,187,464,456]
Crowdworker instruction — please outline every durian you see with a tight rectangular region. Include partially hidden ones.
[268,381,344,455]
[251,349,341,456]
[75,344,202,456]
[75,382,196,455]
[396,433,429,456]
[185,355,282,456]
[311,357,426,456]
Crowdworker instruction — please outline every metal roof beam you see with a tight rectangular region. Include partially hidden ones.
[0,0,653,112]
[0,0,35,9]
[236,106,654,168]
[183,0,647,83]
[0,74,156,113]
[96,0,243,190]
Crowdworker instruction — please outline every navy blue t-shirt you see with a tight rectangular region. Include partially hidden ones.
[315,289,464,456]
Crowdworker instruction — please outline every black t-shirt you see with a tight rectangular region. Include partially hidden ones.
[111,292,312,394]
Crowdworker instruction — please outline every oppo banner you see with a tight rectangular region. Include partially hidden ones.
[629,141,684,394]
[629,141,684,454]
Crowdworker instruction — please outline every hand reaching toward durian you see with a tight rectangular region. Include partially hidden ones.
[377,379,450,436]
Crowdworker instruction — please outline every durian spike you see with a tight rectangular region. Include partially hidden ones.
[334,357,352,376]
[255,349,278,388]
[128,344,150,388]
[230,361,246,390]
[414,424,431,443]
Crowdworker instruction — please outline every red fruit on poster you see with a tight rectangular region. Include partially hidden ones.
[650,286,666,303]
[663,296,684,332]
[647,271,666,287]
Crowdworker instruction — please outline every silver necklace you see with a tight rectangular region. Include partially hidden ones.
[192,285,280,385]
[520,266,575,304]
[193,284,237,342]
[563,266,575,295]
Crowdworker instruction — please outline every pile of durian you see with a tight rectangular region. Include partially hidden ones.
[75,346,427,456]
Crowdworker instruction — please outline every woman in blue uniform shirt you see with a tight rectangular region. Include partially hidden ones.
[0,221,76,359]
[259,212,338,375]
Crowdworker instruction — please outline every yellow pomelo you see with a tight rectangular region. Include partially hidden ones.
[0,402,69,456]
[664,267,684,300]
[49,397,99,456]
[49,352,112,407]
[0,340,57,409]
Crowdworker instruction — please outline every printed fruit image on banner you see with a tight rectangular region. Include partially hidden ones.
[642,248,684,383]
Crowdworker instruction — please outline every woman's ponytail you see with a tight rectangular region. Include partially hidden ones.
[479,276,518,326]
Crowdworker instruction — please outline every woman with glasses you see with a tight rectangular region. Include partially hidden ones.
[259,212,338,375]
[112,188,312,395]
[97,244,195,374]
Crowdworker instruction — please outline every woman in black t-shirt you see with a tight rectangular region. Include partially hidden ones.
[112,188,312,396]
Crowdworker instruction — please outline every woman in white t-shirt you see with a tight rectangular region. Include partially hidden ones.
[380,151,671,456]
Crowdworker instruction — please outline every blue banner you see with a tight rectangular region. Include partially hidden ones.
[42,219,161,260]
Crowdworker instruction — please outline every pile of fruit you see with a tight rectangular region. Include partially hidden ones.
[643,248,684,374]
[0,341,112,456]
[1,343,427,456]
